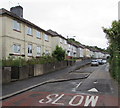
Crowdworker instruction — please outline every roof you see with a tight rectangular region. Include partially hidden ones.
[47,29,59,36]
[0,8,52,36]
[67,41,79,48]
[78,44,85,49]
[47,29,67,40]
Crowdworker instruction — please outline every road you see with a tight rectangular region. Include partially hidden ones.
[2,64,119,107]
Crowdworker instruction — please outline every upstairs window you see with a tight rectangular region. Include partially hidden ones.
[64,40,67,44]
[13,44,21,54]
[60,38,62,43]
[44,34,49,41]
[28,44,32,56]
[27,27,32,35]
[68,44,71,49]
[13,20,20,31]
[36,31,41,39]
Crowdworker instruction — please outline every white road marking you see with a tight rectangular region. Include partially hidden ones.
[75,82,82,89]
[88,88,98,92]
[38,93,99,106]
[72,82,82,92]
[93,81,98,84]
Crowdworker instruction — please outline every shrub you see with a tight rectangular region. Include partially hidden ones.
[2,57,27,66]
[52,45,65,61]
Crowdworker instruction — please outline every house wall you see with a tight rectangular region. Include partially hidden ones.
[83,48,91,58]
[51,36,59,52]
[77,48,84,58]
[51,36,68,53]
[1,15,52,59]
[0,16,2,59]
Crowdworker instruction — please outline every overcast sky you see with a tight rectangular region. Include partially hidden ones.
[1,0,119,49]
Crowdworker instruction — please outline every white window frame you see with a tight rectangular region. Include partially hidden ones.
[13,44,21,54]
[28,44,32,56]
[64,40,67,44]
[44,34,49,41]
[13,20,20,31]
[37,46,41,56]
[45,50,49,55]
[60,38,62,43]
[36,31,41,39]
[27,27,32,35]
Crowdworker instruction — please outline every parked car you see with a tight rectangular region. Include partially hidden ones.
[91,60,99,66]
[97,59,103,65]
[102,59,107,64]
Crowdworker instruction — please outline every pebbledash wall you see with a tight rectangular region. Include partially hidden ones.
[0,7,52,59]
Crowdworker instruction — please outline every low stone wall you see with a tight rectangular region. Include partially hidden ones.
[34,61,68,76]
[19,66,29,80]
[34,64,44,76]
[2,67,11,84]
[11,66,29,80]
[2,60,76,84]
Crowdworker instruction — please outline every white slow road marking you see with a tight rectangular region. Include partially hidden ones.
[39,93,99,106]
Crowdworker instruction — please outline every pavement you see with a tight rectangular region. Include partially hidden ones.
[2,60,91,100]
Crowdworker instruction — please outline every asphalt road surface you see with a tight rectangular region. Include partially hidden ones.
[2,64,119,107]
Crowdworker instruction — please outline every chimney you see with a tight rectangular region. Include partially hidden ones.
[10,6,23,18]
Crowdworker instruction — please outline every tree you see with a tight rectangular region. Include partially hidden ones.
[103,21,120,51]
[68,38,81,45]
[52,45,65,61]
[102,20,120,83]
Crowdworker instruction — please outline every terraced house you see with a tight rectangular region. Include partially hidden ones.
[0,6,52,59]
[47,29,68,53]
[0,6,108,60]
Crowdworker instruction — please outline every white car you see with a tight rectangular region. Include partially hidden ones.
[102,60,107,64]
[91,60,99,66]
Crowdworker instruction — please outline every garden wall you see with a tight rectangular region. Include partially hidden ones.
[2,60,74,84]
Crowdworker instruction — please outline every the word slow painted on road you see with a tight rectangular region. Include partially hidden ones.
[39,93,98,106]
[3,92,118,106]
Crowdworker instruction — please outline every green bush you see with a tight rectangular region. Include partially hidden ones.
[2,57,27,66]
[52,45,65,61]
[110,52,120,83]
[2,54,60,66]
[27,56,57,65]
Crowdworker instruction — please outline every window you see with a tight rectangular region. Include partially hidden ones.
[64,40,67,44]
[13,20,20,31]
[28,44,32,56]
[68,44,71,49]
[13,44,21,54]
[44,34,49,41]
[60,38,62,43]
[45,50,49,55]
[36,31,41,39]
[27,27,32,35]
[37,46,41,56]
